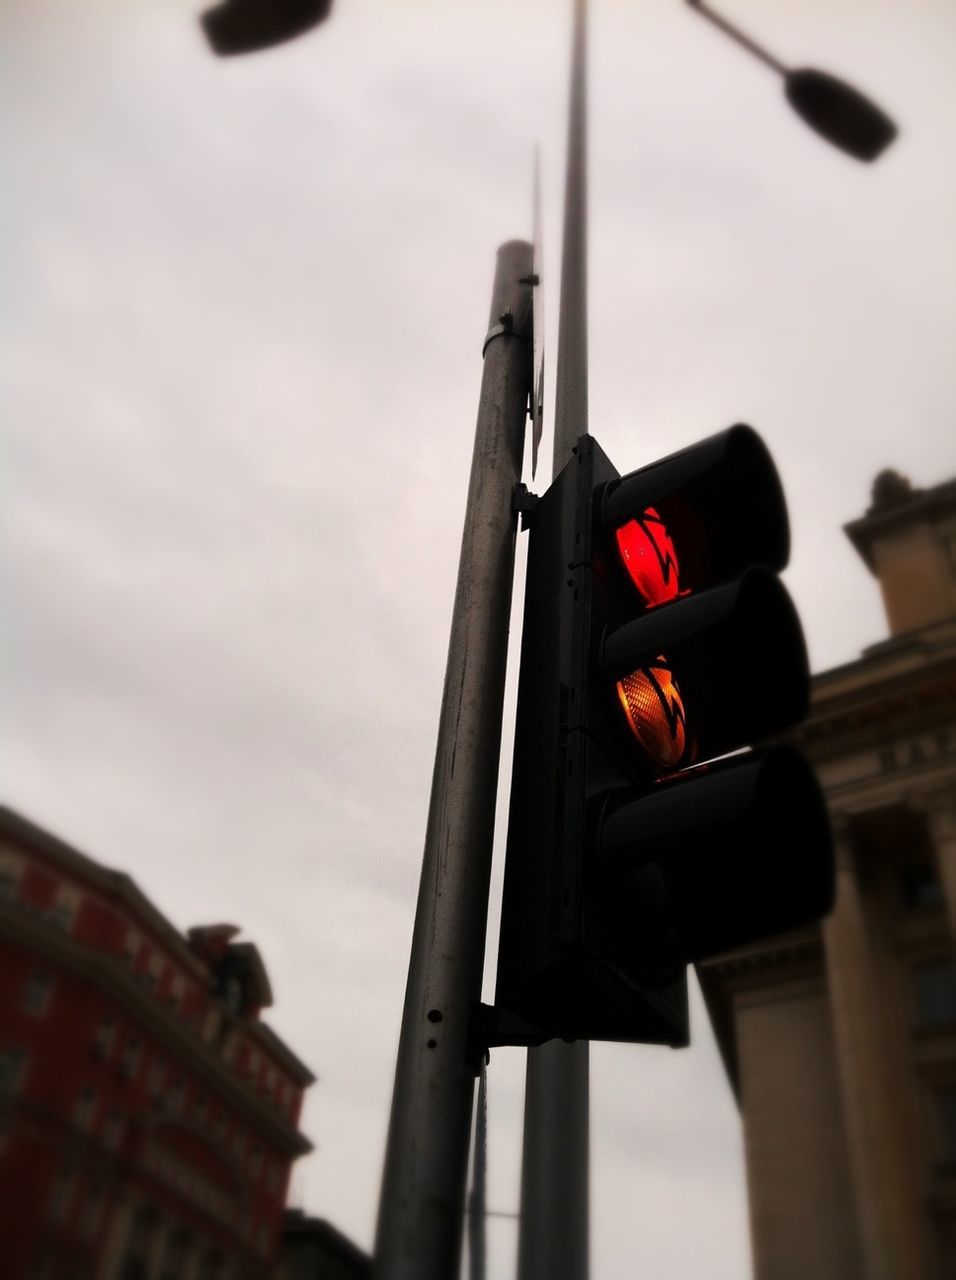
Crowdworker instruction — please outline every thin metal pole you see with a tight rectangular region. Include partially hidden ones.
[373,240,533,1280]
[467,1060,488,1280]
[553,0,589,466]
[518,1042,589,1280]
[518,1,590,1277]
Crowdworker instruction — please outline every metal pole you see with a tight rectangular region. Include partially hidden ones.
[553,0,589,464]
[373,240,533,1280]
[518,0,590,1277]
[467,1060,488,1280]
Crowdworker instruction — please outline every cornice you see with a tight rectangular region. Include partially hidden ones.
[792,663,956,764]
[0,904,311,1157]
[845,476,956,573]
[698,927,823,984]
[0,806,314,1085]
[0,805,210,984]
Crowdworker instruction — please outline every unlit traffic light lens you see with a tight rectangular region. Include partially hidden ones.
[616,656,689,772]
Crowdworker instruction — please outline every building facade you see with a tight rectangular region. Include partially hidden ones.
[700,468,956,1279]
[0,808,315,1279]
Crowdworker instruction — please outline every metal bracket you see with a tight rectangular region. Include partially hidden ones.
[482,309,530,359]
[513,483,540,531]
[467,1002,553,1069]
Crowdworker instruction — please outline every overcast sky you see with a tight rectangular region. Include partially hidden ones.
[3,1,956,1277]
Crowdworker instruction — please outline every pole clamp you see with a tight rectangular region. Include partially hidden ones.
[482,309,530,359]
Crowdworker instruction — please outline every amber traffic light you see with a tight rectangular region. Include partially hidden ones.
[494,429,833,1045]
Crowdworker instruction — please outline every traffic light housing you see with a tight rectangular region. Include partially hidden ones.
[494,428,833,1046]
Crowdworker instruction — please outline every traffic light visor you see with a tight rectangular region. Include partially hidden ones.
[598,745,834,962]
[601,425,789,598]
[602,567,809,770]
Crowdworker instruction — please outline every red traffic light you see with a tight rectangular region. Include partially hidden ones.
[601,425,789,602]
[614,510,683,608]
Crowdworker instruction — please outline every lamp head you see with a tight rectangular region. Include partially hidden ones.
[201,0,332,56]
[785,68,897,162]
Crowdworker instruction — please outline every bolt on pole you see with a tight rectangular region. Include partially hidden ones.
[373,240,533,1280]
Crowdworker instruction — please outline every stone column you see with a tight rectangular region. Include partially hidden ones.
[822,817,931,1280]
[914,784,956,942]
[97,1198,133,1280]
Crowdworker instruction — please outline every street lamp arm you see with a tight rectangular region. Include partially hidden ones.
[685,0,788,76]
[685,0,897,161]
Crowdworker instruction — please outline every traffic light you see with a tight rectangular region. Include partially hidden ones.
[494,428,833,1046]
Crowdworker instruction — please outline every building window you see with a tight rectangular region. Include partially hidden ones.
[93,1012,117,1059]
[83,1182,106,1240]
[170,1076,185,1115]
[159,1227,191,1280]
[123,930,140,968]
[249,1144,262,1179]
[103,1109,123,1151]
[202,1007,221,1045]
[221,974,243,1017]
[194,1094,207,1123]
[198,1250,224,1280]
[0,854,23,902]
[167,974,185,1014]
[182,988,200,1023]
[147,1056,165,1098]
[221,1030,238,1066]
[147,953,162,991]
[26,1253,52,1280]
[74,1086,96,1129]
[0,1047,29,1095]
[120,1036,142,1081]
[936,1088,956,1172]
[49,886,80,932]
[914,961,956,1029]
[21,970,55,1017]
[46,1167,74,1224]
[900,859,943,909]
[119,1205,157,1280]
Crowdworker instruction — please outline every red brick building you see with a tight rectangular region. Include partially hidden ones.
[0,806,314,1279]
